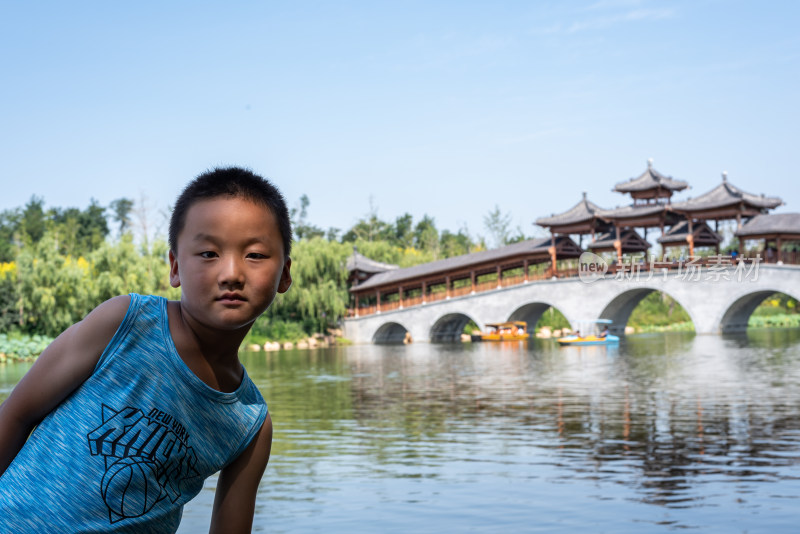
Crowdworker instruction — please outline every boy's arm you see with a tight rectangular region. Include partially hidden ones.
[0,295,131,476]
[209,413,273,534]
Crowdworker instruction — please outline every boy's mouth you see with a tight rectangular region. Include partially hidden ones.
[218,292,246,302]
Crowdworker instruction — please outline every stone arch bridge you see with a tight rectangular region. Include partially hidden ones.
[343,265,800,344]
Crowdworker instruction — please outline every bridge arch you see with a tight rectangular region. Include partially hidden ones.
[719,289,800,333]
[508,302,567,333]
[373,322,411,344]
[430,313,477,343]
[599,287,696,335]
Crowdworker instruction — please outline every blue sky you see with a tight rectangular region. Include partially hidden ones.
[1,1,798,242]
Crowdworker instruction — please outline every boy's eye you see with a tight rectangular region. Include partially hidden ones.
[199,251,218,259]
[247,252,267,259]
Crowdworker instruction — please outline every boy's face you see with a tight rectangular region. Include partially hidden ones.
[168,196,292,332]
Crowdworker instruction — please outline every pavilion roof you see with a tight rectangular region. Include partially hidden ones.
[670,173,782,214]
[345,248,399,274]
[587,228,650,253]
[735,213,800,238]
[535,192,606,228]
[657,220,722,246]
[613,161,689,194]
[350,236,581,292]
[597,203,668,219]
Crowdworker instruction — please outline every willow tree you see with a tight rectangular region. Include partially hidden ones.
[89,236,177,303]
[15,233,94,335]
[262,237,351,334]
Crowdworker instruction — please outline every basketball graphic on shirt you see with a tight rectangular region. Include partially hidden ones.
[101,456,162,518]
[88,404,200,524]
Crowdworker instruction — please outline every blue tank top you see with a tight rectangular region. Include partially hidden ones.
[0,294,268,533]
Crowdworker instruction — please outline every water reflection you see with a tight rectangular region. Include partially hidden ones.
[3,331,800,532]
[241,331,800,531]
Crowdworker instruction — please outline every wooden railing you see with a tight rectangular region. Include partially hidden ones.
[348,253,798,318]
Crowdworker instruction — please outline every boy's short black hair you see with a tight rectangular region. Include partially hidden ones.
[169,167,293,257]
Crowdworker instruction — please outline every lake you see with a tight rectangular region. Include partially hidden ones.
[3,330,800,532]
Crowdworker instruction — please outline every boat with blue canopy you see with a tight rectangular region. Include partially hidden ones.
[557,319,619,346]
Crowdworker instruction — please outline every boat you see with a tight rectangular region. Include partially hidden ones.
[471,321,530,342]
[557,319,620,346]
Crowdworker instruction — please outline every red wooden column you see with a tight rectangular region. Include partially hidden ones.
[736,213,744,258]
[376,290,381,313]
[445,276,451,299]
[422,281,427,304]
[549,231,558,276]
[496,265,502,288]
[613,226,622,264]
[399,286,404,308]
[523,259,529,282]
[687,219,695,258]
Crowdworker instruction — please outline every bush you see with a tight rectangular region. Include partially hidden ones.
[0,333,53,361]
[248,318,309,344]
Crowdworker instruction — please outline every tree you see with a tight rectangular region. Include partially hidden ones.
[0,261,18,331]
[77,198,109,253]
[393,213,414,249]
[20,196,46,245]
[110,197,134,236]
[414,215,440,257]
[484,205,512,248]
[48,207,81,256]
[0,209,21,262]
[291,194,325,241]
[16,233,94,335]
[440,226,473,257]
[341,197,394,243]
[89,236,176,302]
[263,237,351,333]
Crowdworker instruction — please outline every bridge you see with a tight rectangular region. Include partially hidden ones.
[343,263,800,344]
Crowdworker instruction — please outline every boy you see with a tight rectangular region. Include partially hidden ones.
[0,167,292,533]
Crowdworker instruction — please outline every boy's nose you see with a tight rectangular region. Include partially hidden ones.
[219,256,245,286]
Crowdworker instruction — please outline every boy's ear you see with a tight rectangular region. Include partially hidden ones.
[277,257,292,293]
[168,250,181,288]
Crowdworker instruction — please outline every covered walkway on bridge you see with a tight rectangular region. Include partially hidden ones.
[348,236,582,317]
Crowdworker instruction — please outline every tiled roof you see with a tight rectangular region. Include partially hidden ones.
[670,173,782,212]
[588,229,650,250]
[735,213,800,237]
[351,236,572,292]
[345,248,399,274]
[596,203,668,219]
[613,161,689,193]
[657,220,722,244]
[535,193,606,227]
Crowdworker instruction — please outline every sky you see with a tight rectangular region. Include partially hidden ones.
[1,0,798,243]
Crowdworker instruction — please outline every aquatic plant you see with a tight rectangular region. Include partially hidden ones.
[0,333,53,362]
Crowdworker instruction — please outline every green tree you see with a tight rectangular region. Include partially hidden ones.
[291,194,325,241]
[77,199,109,253]
[110,197,134,236]
[262,237,351,334]
[393,213,414,249]
[414,215,440,257]
[0,261,18,331]
[89,236,176,302]
[0,209,21,262]
[48,207,81,256]
[16,233,94,335]
[20,196,46,245]
[440,226,473,257]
